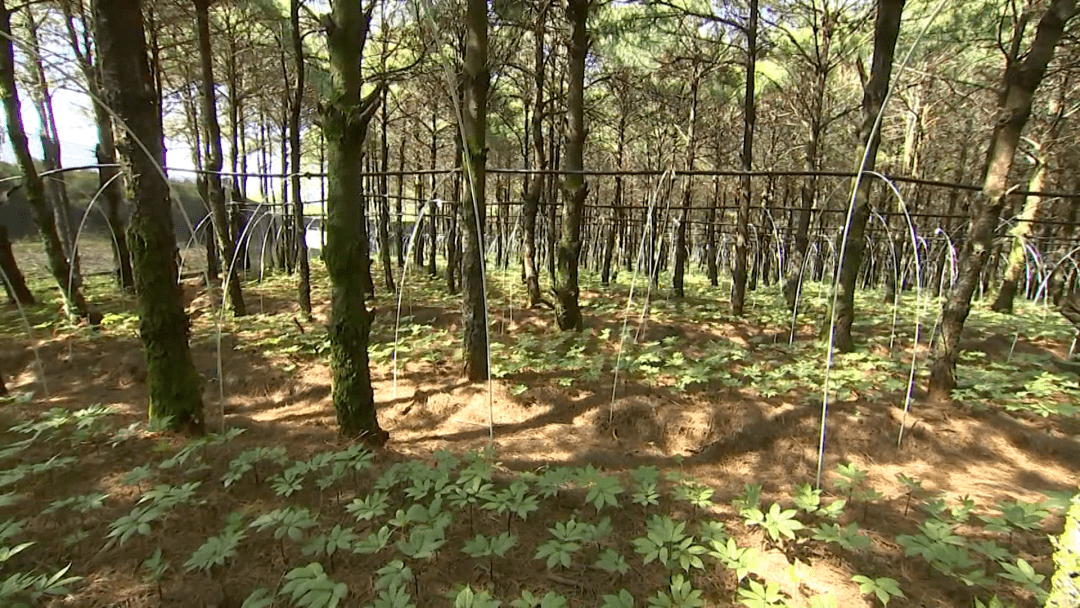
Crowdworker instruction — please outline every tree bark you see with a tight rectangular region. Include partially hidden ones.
[395,136,405,269]
[522,7,547,305]
[25,6,81,289]
[195,0,246,316]
[290,0,312,318]
[322,0,387,442]
[0,223,33,304]
[929,0,1076,398]
[378,86,395,293]
[731,0,758,316]
[0,1,97,324]
[95,0,203,432]
[673,69,698,298]
[58,0,135,291]
[832,0,905,353]
[554,0,589,331]
[461,0,489,380]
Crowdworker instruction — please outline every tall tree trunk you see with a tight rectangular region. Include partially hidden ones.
[0,223,33,304]
[289,0,312,317]
[59,0,135,290]
[990,154,1048,314]
[25,7,82,289]
[446,136,460,294]
[522,7,547,305]
[395,136,405,268]
[378,86,395,292]
[225,29,248,274]
[429,109,440,279]
[461,0,489,380]
[707,180,719,287]
[731,0,758,316]
[783,30,831,309]
[554,0,589,331]
[195,0,246,316]
[95,0,203,431]
[322,0,387,442]
[992,85,1065,313]
[673,69,698,298]
[929,0,1076,397]
[832,0,905,353]
[0,2,97,324]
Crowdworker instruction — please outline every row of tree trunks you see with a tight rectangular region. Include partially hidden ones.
[929,0,1077,398]
[0,0,98,325]
[58,0,135,291]
[25,6,81,290]
[195,0,246,316]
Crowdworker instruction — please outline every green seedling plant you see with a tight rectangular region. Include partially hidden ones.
[535,517,591,570]
[812,522,871,552]
[511,590,568,608]
[304,524,359,570]
[462,532,517,579]
[348,490,391,522]
[631,466,661,510]
[633,515,708,572]
[482,479,539,532]
[142,548,169,601]
[895,474,927,517]
[851,575,905,607]
[997,558,1047,602]
[450,585,501,608]
[707,536,763,583]
[744,502,805,548]
[736,580,787,608]
[222,446,288,487]
[648,574,704,608]
[577,465,624,512]
[280,562,348,608]
[249,507,317,561]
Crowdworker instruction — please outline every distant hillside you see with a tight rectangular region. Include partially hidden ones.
[0,161,209,240]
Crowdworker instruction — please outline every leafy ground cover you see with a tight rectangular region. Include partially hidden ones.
[1,239,1078,607]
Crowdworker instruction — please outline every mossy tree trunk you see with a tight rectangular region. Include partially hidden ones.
[94,0,203,432]
[0,0,97,324]
[289,0,312,317]
[323,0,388,443]
[832,0,904,353]
[930,0,1076,398]
[196,0,246,316]
[461,0,489,380]
[554,0,589,331]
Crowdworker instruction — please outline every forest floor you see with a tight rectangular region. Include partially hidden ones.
[1,237,1078,608]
